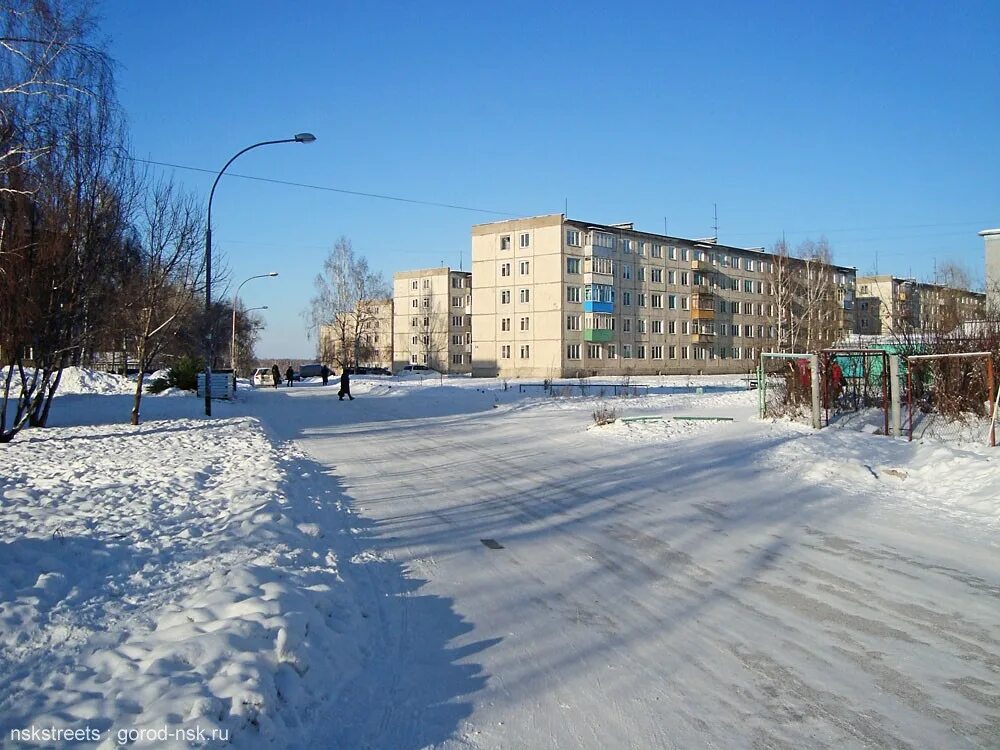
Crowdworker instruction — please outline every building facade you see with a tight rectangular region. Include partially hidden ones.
[982,228,1000,311]
[854,275,985,335]
[392,267,472,374]
[471,214,856,378]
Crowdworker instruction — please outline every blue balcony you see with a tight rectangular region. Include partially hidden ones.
[583,300,614,314]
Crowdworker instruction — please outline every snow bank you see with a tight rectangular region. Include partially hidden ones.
[0,416,364,748]
[0,366,135,396]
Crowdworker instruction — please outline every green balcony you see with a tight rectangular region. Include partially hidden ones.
[583,328,614,342]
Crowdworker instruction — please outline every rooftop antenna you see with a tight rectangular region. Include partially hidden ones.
[712,203,719,243]
[664,217,668,237]
[564,197,568,217]
[459,250,463,272]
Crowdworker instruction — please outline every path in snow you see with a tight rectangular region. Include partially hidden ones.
[253,379,1000,749]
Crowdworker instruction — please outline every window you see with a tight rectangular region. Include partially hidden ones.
[652,320,663,334]
[608,345,617,359]
[519,288,530,303]
[501,290,511,304]
[500,262,511,277]
[587,344,602,359]
[623,291,632,306]
[423,316,429,327]
[680,271,689,286]
[422,297,429,308]
[501,317,510,331]
[652,244,662,258]
[669,345,676,359]
[668,320,676,334]
[500,235,511,250]
[519,232,530,248]
[652,345,663,359]
[451,296,462,307]
[682,248,690,261]
[452,334,462,345]
[567,344,581,359]
[452,354,464,365]
[637,345,646,359]
[411,299,418,308]
[651,294,662,309]
[423,279,430,289]
[668,246,677,260]
[411,354,418,363]
[566,315,580,330]
[566,229,581,247]
[681,321,689,334]
[668,294,676,310]
[567,257,581,274]
[411,317,418,326]
[680,296,689,310]
[668,270,675,284]
[520,316,529,331]
[411,335,418,345]
[411,280,418,290]
[501,345,511,358]
[452,276,463,288]
[451,315,462,326]
[744,279,753,293]
[681,346,689,359]
[637,319,646,333]
[622,238,633,254]
[651,269,662,283]
[567,286,581,303]
[638,267,646,282]
[520,345,530,359]
[638,293,647,308]
[623,344,632,358]
[623,318,632,332]
[519,261,530,275]
[638,242,646,257]
[622,264,633,280]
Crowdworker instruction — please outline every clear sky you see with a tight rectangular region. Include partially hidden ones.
[99,1,1000,358]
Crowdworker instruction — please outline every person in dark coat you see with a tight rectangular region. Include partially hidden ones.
[271,363,281,389]
[321,364,330,386]
[338,368,354,400]
[285,366,295,387]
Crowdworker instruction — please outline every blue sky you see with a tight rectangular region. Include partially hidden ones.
[99,1,1000,358]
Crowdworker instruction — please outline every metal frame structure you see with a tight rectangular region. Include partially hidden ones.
[905,351,996,446]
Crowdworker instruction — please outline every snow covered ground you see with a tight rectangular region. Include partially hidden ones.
[1,371,999,748]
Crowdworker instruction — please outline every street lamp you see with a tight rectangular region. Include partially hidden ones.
[204,132,316,416]
[231,273,278,376]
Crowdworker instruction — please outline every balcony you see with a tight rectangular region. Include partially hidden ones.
[691,332,715,344]
[584,243,614,258]
[691,307,715,320]
[583,300,614,314]
[691,259,713,272]
[583,329,614,343]
[583,271,614,287]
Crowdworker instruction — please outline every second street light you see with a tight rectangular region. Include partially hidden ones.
[204,132,316,416]
[231,273,278,376]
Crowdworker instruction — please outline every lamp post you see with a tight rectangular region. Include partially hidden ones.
[231,274,278,377]
[204,132,316,416]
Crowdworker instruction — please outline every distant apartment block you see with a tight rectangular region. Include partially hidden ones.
[320,297,393,369]
[982,228,1000,310]
[392,267,472,373]
[854,275,985,335]
[470,214,856,378]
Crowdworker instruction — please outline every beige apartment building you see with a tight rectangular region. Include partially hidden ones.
[855,275,985,335]
[471,214,856,378]
[319,297,394,370]
[392,267,472,373]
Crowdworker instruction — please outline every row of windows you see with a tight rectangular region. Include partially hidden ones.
[499,233,532,251]
[499,345,531,359]
[411,316,470,327]
[499,289,532,303]
[566,344,762,361]
[409,276,468,291]
[499,261,531,276]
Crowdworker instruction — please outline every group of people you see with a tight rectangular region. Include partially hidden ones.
[269,364,354,400]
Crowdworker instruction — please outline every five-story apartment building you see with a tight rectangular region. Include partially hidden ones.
[472,214,856,378]
[392,267,472,374]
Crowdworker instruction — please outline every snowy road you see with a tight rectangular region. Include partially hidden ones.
[256,380,1000,749]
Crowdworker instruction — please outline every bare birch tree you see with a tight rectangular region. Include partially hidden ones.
[307,237,389,369]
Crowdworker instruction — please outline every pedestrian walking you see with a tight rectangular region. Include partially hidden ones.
[285,366,295,387]
[321,364,330,386]
[338,368,354,400]
[271,363,281,389]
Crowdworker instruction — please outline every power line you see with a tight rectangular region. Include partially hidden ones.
[129,156,519,217]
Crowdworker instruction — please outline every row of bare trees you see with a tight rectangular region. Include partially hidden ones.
[0,1,259,439]
[769,237,847,352]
